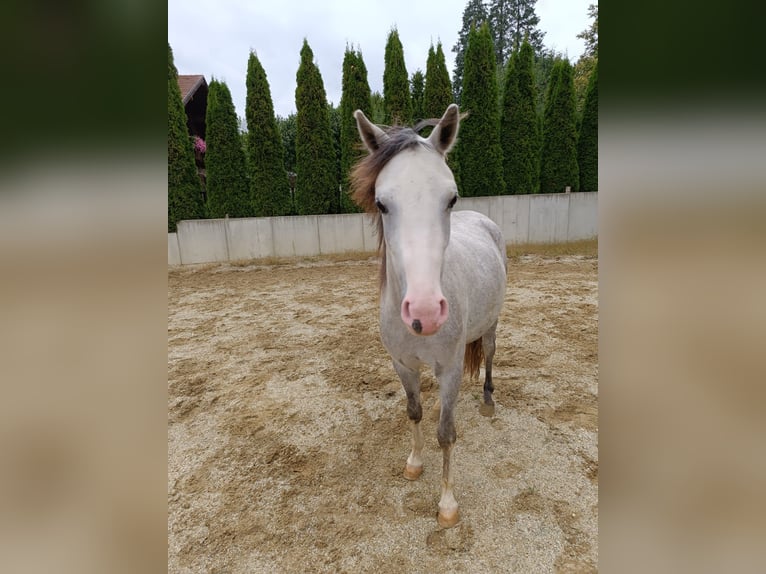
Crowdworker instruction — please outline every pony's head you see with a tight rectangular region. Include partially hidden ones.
[351,105,461,336]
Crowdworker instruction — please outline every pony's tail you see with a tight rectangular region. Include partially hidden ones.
[464,339,484,381]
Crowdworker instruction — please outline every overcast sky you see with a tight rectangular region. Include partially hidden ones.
[168,0,591,121]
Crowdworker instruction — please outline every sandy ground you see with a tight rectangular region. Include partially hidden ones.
[168,251,598,573]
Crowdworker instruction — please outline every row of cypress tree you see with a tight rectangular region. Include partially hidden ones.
[168,44,292,231]
[168,44,205,231]
[339,46,372,213]
[455,22,598,197]
[168,27,597,230]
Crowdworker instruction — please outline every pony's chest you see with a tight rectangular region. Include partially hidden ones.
[378,306,456,368]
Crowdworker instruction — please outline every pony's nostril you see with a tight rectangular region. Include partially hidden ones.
[438,298,449,323]
[411,319,422,334]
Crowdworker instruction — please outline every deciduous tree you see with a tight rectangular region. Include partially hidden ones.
[577,3,598,58]
[574,3,598,115]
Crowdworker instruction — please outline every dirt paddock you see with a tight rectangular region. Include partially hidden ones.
[168,243,598,573]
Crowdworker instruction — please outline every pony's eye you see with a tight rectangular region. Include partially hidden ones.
[375,199,388,214]
[447,195,458,209]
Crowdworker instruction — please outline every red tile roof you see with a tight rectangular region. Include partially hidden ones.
[177,75,206,105]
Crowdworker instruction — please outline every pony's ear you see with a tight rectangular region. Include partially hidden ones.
[427,104,460,156]
[354,110,389,152]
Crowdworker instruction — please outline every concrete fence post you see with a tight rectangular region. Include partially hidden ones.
[223,214,231,262]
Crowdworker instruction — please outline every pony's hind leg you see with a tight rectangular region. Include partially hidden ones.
[393,361,424,480]
[482,321,498,406]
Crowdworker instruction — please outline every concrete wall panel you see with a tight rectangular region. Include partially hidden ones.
[271,216,320,257]
[168,233,181,266]
[567,192,598,240]
[528,194,571,243]
[317,214,365,254]
[177,219,228,264]
[361,215,379,253]
[501,195,531,244]
[455,197,489,219]
[484,195,505,232]
[227,217,274,261]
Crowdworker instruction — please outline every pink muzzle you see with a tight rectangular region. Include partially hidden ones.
[401,291,449,336]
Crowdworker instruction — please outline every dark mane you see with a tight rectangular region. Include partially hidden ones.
[349,125,434,288]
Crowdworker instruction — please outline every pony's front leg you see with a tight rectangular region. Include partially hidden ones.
[435,361,462,528]
[393,360,424,480]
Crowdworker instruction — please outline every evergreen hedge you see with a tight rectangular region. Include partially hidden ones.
[411,70,425,123]
[205,79,251,218]
[577,61,598,192]
[500,39,540,194]
[383,29,412,125]
[452,0,489,105]
[540,59,579,193]
[339,47,372,213]
[423,42,458,178]
[294,40,339,215]
[167,43,204,231]
[456,23,505,197]
[424,43,454,124]
[246,51,292,216]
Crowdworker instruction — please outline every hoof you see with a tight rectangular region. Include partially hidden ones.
[437,508,460,528]
[478,402,495,418]
[403,464,423,481]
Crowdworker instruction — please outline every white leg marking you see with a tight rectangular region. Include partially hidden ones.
[404,420,424,480]
[406,420,424,468]
[438,444,459,527]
